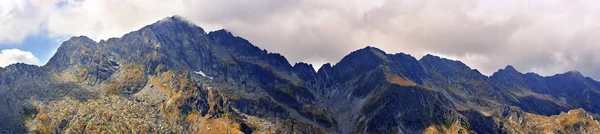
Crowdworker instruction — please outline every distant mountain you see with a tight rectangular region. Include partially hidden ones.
[1,16,599,133]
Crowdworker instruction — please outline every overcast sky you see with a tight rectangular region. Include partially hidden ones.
[2,0,600,79]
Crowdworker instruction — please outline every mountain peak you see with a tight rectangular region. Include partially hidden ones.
[419,54,447,63]
[340,46,388,62]
[419,54,468,68]
[358,46,386,54]
[293,62,315,72]
[551,70,585,78]
[65,35,96,43]
[292,62,317,78]
[318,63,332,71]
[504,65,517,71]
[158,15,190,24]
[53,35,98,55]
[147,15,204,34]
[293,62,313,68]
[335,46,387,66]
[491,65,521,77]
[566,70,584,77]
[208,29,235,39]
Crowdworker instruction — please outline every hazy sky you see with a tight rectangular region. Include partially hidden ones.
[2,0,600,79]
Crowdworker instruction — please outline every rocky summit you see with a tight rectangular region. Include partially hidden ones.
[1,16,600,133]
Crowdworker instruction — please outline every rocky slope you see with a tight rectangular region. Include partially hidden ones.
[1,16,600,133]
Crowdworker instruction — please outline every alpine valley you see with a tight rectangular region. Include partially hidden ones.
[1,16,599,134]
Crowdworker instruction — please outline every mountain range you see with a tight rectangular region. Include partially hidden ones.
[1,16,599,133]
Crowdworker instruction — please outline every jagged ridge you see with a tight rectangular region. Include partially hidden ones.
[0,15,599,133]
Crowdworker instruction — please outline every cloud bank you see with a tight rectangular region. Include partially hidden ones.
[0,49,39,67]
[2,0,600,79]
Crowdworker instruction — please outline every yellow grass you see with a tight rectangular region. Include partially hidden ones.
[385,74,416,87]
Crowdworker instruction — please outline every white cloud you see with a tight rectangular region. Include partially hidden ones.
[0,49,39,67]
[3,0,600,79]
[0,0,48,43]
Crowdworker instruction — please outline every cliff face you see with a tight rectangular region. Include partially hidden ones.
[1,16,600,133]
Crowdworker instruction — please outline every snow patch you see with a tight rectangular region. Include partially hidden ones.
[194,71,213,79]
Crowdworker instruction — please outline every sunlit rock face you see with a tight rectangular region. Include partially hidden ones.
[1,16,600,133]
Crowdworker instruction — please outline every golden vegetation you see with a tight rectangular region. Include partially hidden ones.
[121,64,144,80]
[103,63,145,94]
[40,67,330,134]
[385,73,417,87]
[196,115,246,134]
[148,71,191,92]
[149,76,172,91]
[184,113,202,122]
[78,46,90,55]
[500,108,600,133]
[422,123,470,134]
[26,96,171,133]
[167,91,182,106]
[75,66,89,81]
[104,84,120,95]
